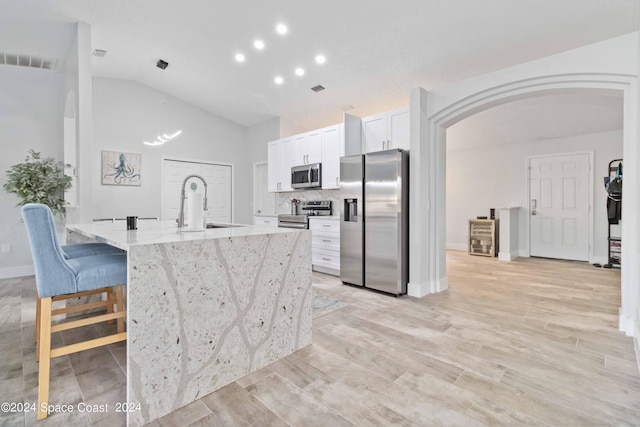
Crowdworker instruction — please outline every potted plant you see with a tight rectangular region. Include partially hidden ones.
[3,149,72,217]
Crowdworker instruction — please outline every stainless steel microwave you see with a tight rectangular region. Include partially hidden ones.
[291,163,321,189]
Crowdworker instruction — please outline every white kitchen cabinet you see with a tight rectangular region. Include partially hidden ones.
[293,131,322,166]
[268,137,295,192]
[309,217,340,276]
[253,215,278,227]
[362,106,409,153]
[321,124,342,189]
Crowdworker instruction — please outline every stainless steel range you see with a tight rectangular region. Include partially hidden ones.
[278,200,332,229]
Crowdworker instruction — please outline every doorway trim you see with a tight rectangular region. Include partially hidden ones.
[410,72,636,336]
[525,151,594,262]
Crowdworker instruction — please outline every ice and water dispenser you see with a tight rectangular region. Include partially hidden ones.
[344,198,358,222]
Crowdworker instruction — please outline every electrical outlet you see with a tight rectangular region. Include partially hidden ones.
[0,244,10,254]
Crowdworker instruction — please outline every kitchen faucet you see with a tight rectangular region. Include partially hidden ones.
[177,174,208,228]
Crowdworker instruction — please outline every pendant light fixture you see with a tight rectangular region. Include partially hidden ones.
[143,59,182,146]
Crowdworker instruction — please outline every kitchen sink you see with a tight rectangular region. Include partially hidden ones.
[205,223,243,229]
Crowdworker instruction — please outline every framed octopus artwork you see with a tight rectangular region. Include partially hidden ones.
[101,150,142,186]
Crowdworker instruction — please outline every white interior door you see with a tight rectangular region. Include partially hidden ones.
[529,153,590,261]
[254,162,275,216]
[202,164,232,223]
[163,160,232,223]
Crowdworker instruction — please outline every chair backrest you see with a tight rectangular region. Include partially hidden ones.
[21,204,76,298]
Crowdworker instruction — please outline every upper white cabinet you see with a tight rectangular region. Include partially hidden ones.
[267,137,294,192]
[267,123,345,193]
[362,106,409,153]
[293,131,322,166]
[321,124,342,190]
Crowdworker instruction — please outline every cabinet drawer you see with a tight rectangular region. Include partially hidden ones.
[253,216,278,227]
[312,247,340,269]
[310,219,340,234]
[312,234,340,251]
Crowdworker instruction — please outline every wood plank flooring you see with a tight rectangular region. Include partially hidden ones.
[1,251,637,426]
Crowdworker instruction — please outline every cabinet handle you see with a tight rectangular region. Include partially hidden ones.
[322,257,331,261]
[336,177,339,186]
[322,239,331,242]
[382,141,385,150]
[322,225,331,228]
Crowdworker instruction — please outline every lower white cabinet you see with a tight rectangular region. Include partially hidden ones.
[253,216,278,227]
[309,217,340,276]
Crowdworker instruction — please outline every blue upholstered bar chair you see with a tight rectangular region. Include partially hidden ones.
[21,203,127,421]
[61,242,123,259]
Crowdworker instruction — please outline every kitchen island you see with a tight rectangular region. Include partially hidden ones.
[66,221,312,426]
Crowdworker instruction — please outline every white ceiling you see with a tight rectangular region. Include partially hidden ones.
[0,0,636,132]
[447,90,624,151]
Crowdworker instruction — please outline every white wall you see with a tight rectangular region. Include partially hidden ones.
[247,118,279,164]
[91,78,252,225]
[0,67,63,278]
[446,130,623,262]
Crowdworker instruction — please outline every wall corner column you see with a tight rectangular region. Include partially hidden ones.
[408,87,448,297]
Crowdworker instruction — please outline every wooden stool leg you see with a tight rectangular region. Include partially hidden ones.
[106,288,115,325]
[115,286,125,334]
[37,297,52,420]
[35,297,41,362]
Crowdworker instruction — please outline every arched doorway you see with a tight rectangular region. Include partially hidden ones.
[410,73,637,335]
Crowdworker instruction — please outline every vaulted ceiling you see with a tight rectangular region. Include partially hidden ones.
[0,0,636,132]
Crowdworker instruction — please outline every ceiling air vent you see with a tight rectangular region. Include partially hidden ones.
[0,52,56,70]
[311,85,325,92]
[92,49,107,57]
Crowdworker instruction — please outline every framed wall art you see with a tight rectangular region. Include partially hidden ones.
[101,150,142,186]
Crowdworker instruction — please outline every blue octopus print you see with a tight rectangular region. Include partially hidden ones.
[102,152,141,185]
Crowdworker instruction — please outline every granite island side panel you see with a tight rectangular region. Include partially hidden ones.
[66,221,312,426]
[126,230,312,426]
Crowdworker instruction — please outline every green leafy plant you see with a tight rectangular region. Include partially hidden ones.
[3,149,72,217]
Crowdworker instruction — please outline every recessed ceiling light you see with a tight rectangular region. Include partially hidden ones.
[276,24,288,35]
[254,40,265,50]
[295,67,305,76]
[234,53,245,63]
[274,76,284,85]
[315,54,326,64]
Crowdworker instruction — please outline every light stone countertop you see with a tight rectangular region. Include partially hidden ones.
[308,215,340,220]
[66,220,301,251]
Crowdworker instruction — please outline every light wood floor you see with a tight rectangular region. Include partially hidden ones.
[149,251,638,426]
[1,251,637,426]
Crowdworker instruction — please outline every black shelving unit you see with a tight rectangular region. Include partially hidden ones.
[604,159,622,268]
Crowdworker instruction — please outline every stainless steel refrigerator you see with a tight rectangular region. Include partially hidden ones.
[340,149,409,295]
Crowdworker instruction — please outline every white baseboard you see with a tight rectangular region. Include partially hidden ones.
[619,308,636,337]
[408,276,448,298]
[590,256,608,265]
[447,243,467,251]
[312,264,339,277]
[498,252,518,262]
[0,264,34,279]
[635,312,640,376]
